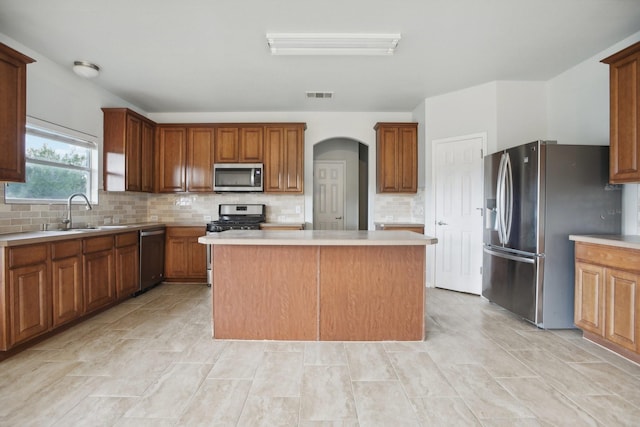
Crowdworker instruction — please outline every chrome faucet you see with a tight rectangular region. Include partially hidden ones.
[63,193,93,229]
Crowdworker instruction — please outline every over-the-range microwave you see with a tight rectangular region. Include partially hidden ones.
[213,163,263,192]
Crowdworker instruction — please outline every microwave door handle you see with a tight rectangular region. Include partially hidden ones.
[251,168,255,187]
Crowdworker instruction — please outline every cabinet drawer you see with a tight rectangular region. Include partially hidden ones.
[115,232,138,247]
[166,226,204,238]
[51,240,82,260]
[83,236,114,254]
[575,243,640,273]
[8,244,48,268]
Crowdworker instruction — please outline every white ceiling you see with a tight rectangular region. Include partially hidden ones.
[1,0,639,113]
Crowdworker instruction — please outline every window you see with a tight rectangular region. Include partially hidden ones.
[4,118,98,203]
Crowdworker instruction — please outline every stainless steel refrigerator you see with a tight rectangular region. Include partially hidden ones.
[482,141,621,329]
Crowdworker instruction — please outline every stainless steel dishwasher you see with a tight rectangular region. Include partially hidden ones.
[138,226,166,294]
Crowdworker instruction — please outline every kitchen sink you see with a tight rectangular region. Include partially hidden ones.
[98,225,130,229]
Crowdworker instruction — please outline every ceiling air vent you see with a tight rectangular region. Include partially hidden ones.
[306,91,334,99]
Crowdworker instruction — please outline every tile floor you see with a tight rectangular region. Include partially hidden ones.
[1,283,640,426]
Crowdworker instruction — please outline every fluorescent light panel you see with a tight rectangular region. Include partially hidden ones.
[266,33,401,56]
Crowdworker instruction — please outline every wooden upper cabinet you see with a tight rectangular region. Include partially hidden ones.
[187,127,215,192]
[0,43,35,182]
[602,42,640,183]
[264,124,305,193]
[215,126,263,163]
[102,108,156,192]
[156,125,187,192]
[375,122,418,193]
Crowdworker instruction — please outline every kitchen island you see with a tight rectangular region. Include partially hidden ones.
[198,230,437,341]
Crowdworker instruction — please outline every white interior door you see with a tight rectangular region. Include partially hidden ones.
[433,134,484,294]
[314,161,345,230]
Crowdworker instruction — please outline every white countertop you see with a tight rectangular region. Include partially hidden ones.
[569,234,640,250]
[199,230,438,246]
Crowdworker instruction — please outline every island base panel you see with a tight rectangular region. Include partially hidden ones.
[319,246,425,341]
[212,245,318,340]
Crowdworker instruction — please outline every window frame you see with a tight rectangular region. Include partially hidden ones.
[4,116,99,205]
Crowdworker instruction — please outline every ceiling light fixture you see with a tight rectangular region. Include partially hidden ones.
[266,33,401,56]
[73,61,100,78]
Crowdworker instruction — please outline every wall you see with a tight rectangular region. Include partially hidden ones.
[149,111,418,228]
[0,32,420,233]
[547,30,640,235]
[0,34,151,234]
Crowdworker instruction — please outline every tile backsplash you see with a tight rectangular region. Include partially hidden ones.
[0,184,427,234]
[373,188,425,224]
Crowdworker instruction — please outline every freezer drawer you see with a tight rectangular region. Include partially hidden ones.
[482,246,541,325]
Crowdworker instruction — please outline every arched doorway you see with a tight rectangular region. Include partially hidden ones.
[313,138,368,230]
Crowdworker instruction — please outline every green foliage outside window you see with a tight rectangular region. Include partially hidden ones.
[5,126,96,203]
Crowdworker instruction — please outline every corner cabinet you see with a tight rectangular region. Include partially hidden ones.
[601,42,640,183]
[0,43,35,182]
[375,122,418,193]
[573,241,640,363]
[103,108,156,192]
[264,124,305,193]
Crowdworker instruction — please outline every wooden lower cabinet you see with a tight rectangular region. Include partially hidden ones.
[0,232,139,354]
[604,268,638,352]
[115,232,139,298]
[574,261,605,336]
[164,226,206,282]
[51,240,83,327]
[83,236,116,313]
[4,244,50,348]
[574,241,640,362]
[9,259,49,347]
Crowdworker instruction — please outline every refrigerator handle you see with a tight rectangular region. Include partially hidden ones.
[496,154,504,243]
[504,153,513,242]
[483,247,535,264]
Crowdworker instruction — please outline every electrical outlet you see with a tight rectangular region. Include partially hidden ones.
[150,215,158,221]
[113,216,121,224]
[204,215,212,221]
[104,217,112,224]
[295,206,301,214]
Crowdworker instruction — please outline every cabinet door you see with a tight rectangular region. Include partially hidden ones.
[375,123,418,193]
[125,114,142,191]
[603,43,640,183]
[215,127,239,162]
[52,255,83,327]
[165,227,206,281]
[156,126,187,192]
[9,262,50,345]
[187,127,215,192]
[164,235,188,279]
[83,249,115,313]
[398,126,418,192]
[605,268,638,351]
[574,261,605,336]
[141,120,155,192]
[264,126,304,193]
[115,243,139,299]
[187,236,207,279]
[0,44,34,182]
[377,126,400,192]
[239,127,263,162]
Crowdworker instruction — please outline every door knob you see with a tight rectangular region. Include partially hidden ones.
[335,216,343,220]
[437,221,448,226]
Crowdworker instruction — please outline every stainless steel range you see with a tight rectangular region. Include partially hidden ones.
[205,204,266,286]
